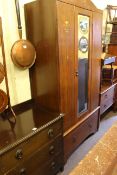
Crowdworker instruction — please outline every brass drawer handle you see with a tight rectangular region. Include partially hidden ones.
[19,168,26,175]
[15,149,23,160]
[49,145,55,155]
[48,129,54,138]
[51,161,56,169]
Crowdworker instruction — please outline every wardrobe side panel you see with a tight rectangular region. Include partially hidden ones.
[91,12,102,111]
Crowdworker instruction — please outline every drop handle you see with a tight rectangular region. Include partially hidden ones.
[51,161,56,169]
[19,168,26,175]
[15,149,23,160]
[75,71,79,76]
[49,145,55,155]
[48,129,54,138]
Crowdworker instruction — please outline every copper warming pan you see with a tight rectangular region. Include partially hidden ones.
[11,0,36,69]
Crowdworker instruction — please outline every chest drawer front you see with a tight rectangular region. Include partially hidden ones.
[1,119,62,173]
[64,110,99,161]
[101,86,115,105]
[30,136,63,166]
[100,98,114,115]
[6,153,63,175]
[37,154,63,175]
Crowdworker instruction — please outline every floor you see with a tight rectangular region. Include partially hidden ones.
[58,109,117,175]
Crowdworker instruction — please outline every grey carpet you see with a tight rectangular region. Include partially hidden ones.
[58,110,117,175]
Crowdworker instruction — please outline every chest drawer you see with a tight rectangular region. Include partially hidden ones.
[6,152,63,175]
[100,98,114,115]
[5,135,63,175]
[64,110,99,162]
[0,119,62,174]
[36,154,63,175]
[100,86,115,115]
[100,86,115,105]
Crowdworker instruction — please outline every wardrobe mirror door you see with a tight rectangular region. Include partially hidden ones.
[77,15,89,114]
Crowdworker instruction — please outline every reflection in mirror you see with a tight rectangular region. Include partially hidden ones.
[79,36,88,53]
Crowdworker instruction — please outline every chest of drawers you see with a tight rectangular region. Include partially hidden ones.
[0,102,64,175]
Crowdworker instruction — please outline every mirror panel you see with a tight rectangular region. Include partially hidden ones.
[78,15,89,114]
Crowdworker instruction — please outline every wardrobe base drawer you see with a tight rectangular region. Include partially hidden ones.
[64,110,99,162]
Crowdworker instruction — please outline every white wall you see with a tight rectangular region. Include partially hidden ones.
[0,0,35,106]
[91,0,117,39]
[91,0,117,10]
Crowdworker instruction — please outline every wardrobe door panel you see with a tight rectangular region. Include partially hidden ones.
[57,1,75,132]
[24,0,60,112]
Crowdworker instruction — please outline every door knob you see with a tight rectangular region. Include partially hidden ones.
[75,71,79,76]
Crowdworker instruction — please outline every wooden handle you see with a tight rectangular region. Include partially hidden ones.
[15,0,22,39]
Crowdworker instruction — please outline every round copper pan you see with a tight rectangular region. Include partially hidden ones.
[0,62,5,84]
[11,39,36,69]
[0,89,8,113]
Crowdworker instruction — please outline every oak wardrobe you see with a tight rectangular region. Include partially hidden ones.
[24,0,102,162]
